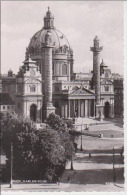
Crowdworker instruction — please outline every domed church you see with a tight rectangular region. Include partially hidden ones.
[28,7,73,82]
[1,8,122,123]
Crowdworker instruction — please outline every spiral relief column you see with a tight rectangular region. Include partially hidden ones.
[42,31,55,118]
[90,36,104,119]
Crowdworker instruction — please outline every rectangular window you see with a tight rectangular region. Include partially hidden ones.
[3,106,5,109]
[7,106,10,109]
[105,86,109,91]
[30,85,36,92]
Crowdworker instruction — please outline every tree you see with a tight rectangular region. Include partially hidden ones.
[35,128,66,181]
[1,112,38,180]
[1,112,72,182]
[47,113,74,162]
[47,113,68,132]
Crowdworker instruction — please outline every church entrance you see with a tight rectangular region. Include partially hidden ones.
[30,104,37,122]
[104,102,110,118]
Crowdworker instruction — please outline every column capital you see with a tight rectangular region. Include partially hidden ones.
[90,46,103,52]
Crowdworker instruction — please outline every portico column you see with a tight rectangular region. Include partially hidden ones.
[74,100,75,117]
[85,100,88,117]
[112,99,114,116]
[78,99,80,117]
[26,101,27,116]
[68,100,70,118]
[80,100,84,117]
[110,100,112,117]
[94,100,96,117]
[89,100,91,117]
[65,104,67,119]
[61,103,64,118]
[84,100,85,117]
[87,100,89,117]
[40,100,42,122]
[59,100,61,117]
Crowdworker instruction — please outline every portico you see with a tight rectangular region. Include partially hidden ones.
[53,87,95,119]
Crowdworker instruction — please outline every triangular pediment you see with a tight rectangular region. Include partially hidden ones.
[70,88,94,95]
[101,79,113,85]
[25,78,41,84]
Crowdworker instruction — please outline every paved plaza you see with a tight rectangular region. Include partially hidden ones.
[60,118,124,191]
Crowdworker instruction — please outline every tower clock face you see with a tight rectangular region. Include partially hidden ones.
[30,69,35,76]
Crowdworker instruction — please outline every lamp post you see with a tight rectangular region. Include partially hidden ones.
[113,147,116,182]
[44,119,48,129]
[70,143,73,170]
[80,125,83,151]
[10,142,13,188]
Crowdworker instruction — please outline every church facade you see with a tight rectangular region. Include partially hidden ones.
[0,8,123,122]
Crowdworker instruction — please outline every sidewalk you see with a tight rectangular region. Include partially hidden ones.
[1,182,124,192]
[1,183,69,191]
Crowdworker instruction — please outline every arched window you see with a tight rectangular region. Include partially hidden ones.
[62,64,67,75]
[30,85,36,92]
[30,104,37,122]
[104,102,110,118]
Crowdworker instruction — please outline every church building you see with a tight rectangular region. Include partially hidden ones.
[0,8,123,123]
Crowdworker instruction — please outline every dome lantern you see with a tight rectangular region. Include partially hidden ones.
[44,7,54,29]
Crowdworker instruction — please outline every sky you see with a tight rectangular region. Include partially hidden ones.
[1,1,124,75]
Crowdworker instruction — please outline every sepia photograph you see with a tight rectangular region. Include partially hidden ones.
[0,0,126,193]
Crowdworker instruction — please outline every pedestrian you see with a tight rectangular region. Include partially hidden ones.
[67,176,70,183]
[120,150,122,157]
[89,153,91,158]
[57,178,60,185]
[120,147,123,157]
